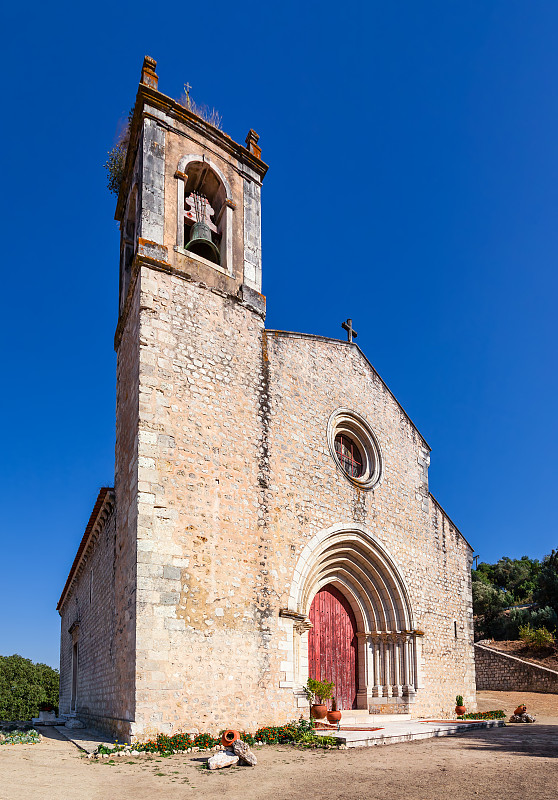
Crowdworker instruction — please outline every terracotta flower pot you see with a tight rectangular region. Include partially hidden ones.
[327,710,342,724]
[455,705,466,716]
[221,729,240,747]
[311,703,327,720]
[514,705,527,716]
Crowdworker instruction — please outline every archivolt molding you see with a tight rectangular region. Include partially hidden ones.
[288,523,414,633]
[284,523,421,704]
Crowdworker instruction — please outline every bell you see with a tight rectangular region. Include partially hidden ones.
[185,221,220,265]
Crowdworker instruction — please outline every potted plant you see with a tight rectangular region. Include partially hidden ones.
[327,697,342,725]
[305,678,334,720]
[455,695,466,716]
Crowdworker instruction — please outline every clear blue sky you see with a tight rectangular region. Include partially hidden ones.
[1,1,557,668]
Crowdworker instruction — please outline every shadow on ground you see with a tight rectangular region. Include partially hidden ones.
[459,724,558,758]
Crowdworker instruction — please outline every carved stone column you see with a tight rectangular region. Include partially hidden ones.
[392,634,402,697]
[356,633,371,709]
[371,635,382,697]
[381,634,392,697]
[402,633,414,696]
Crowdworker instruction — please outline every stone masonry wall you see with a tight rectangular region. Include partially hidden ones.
[263,332,476,719]
[129,306,475,736]
[59,508,121,734]
[112,273,142,737]
[131,263,272,738]
[475,643,558,692]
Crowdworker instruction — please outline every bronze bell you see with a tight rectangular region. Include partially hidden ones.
[185,221,220,265]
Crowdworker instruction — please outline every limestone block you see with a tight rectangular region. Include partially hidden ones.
[208,751,239,769]
[65,718,85,729]
[233,739,257,765]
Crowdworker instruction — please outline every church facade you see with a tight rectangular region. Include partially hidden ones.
[57,57,476,741]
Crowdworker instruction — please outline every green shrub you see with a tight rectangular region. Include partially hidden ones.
[0,655,59,721]
[134,732,192,753]
[192,732,218,749]
[519,624,555,649]
[305,678,334,704]
[0,729,40,745]
[457,710,505,720]
[253,718,335,748]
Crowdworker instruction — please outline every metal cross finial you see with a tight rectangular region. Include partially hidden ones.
[342,318,358,343]
[184,82,192,110]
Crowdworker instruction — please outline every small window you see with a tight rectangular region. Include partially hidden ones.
[334,434,364,478]
[454,621,458,639]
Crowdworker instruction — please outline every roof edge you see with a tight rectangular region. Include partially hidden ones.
[429,492,473,552]
[264,329,431,451]
[57,488,115,612]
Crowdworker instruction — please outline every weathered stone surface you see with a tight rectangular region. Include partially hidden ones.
[509,713,536,723]
[207,751,239,770]
[233,738,258,765]
[65,718,85,729]
[475,644,558,693]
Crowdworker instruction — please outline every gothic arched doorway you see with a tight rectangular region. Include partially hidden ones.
[308,583,358,710]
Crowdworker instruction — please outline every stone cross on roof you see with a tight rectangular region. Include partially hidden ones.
[342,318,357,343]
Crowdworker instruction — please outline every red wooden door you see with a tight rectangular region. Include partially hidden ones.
[308,584,358,710]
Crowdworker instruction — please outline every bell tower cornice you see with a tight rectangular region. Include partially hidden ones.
[115,60,268,225]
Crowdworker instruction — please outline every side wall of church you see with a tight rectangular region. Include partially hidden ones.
[112,275,142,737]
[419,499,476,715]
[262,332,476,718]
[130,264,282,738]
[58,509,125,733]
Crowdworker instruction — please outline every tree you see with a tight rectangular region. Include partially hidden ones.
[535,550,558,616]
[0,655,59,721]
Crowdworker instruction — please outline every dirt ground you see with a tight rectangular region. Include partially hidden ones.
[1,692,557,800]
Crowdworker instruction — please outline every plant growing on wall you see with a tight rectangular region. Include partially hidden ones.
[104,109,133,196]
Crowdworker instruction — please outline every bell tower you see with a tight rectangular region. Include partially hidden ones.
[115,56,267,322]
[113,57,270,737]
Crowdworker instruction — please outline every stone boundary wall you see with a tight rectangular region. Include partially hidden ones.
[475,643,558,693]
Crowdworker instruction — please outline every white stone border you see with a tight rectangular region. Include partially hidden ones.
[327,409,383,490]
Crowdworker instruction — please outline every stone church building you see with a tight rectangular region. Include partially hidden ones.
[57,57,476,740]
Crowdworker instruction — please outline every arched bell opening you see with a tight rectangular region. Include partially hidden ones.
[182,162,226,266]
[287,525,420,712]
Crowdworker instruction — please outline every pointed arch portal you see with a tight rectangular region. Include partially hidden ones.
[286,524,421,709]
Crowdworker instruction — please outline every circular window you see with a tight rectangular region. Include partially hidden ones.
[334,434,364,478]
[327,409,382,490]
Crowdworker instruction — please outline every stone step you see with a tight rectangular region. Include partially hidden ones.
[339,711,411,725]
[316,718,505,748]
